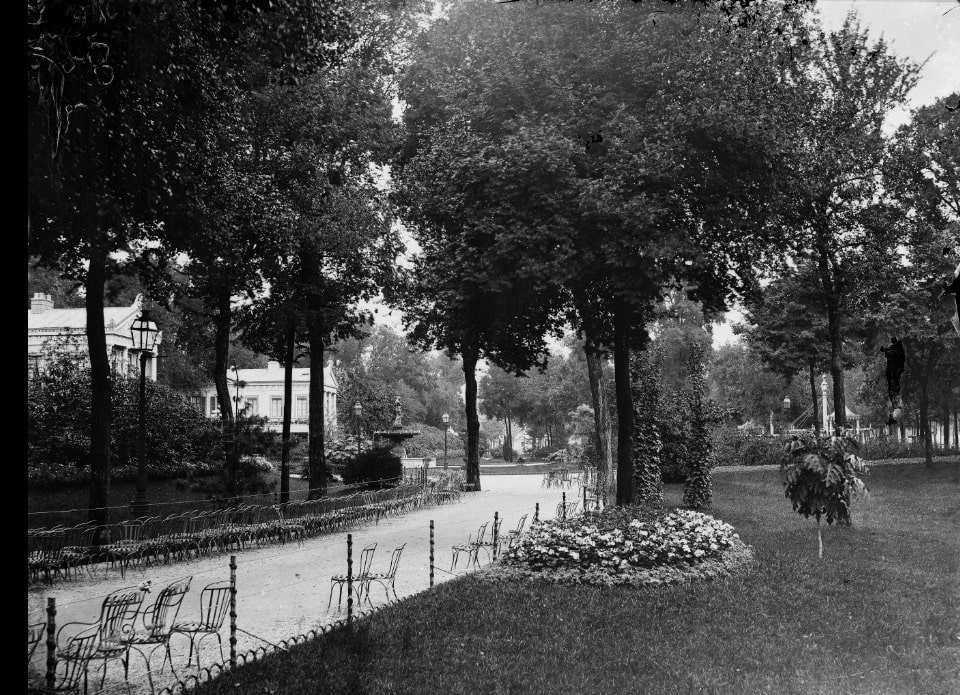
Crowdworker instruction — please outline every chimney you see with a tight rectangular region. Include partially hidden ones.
[31,293,54,314]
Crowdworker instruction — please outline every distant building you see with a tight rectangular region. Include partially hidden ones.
[27,293,161,379]
[195,361,338,434]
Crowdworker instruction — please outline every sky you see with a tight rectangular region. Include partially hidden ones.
[366,0,960,350]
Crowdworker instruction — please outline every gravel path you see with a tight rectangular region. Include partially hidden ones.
[27,475,570,695]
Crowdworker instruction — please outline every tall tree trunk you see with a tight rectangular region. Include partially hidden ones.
[86,245,111,528]
[307,324,327,499]
[280,321,294,504]
[586,346,615,504]
[919,378,932,466]
[942,401,950,451]
[212,287,236,498]
[613,299,635,506]
[808,358,820,438]
[463,346,481,490]
[815,229,846,432]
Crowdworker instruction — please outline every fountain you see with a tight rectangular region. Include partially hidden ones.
[373,395,420,460]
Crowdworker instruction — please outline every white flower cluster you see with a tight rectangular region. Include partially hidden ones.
[505,509,739,572]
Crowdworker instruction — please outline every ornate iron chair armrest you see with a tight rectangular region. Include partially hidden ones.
[55,622,99,651]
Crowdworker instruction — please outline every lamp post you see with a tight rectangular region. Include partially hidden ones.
[354,400,363,458]
[130,310,159,517]
[442,412,450,468]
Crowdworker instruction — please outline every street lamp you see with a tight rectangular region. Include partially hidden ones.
[130,309,159,516]
[354,400,363,458]
[783,395,791,411]
[442,412,450,469]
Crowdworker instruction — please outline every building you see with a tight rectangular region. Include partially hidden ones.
[27,293,161,379]
[196,361,338,434]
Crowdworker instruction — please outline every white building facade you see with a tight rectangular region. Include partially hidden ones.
[196,361,338,434]
[27,293,161,379]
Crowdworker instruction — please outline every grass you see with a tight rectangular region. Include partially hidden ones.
[194,462,960,695]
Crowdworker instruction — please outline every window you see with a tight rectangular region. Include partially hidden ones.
[209,395,218,415]
[245,397,259,416]
[296,397,308,419]
[270,397,283,418]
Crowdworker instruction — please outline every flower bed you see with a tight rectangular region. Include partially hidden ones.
[486,507,754,586]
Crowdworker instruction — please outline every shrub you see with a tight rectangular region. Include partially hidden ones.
[28,355,222,487]
[505,507,741,573]
[341,446,402,489]
[531,445,563,461]
[781,433,869,558]
[711,428,791,468]
[404,425,465,459]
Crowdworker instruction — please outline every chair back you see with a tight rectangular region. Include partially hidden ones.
[386,544,405,579]
[145,577,193,639]
[474,522,489,543]
[28,622,45,661]
[514,514,528,535]
[198,581,232,630]
[98,587,145,646]
[118,519,144,543]
[358,544,377,576]
[57,629,99,690]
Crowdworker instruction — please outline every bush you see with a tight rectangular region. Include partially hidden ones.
[28,355,222,488]
[404,424,465,459]
[711,428,791,468]
[531,445,563,461]
[341,446,402,489]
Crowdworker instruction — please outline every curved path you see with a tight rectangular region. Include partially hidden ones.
[27,475,570,695]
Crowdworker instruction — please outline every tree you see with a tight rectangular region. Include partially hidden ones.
[28,1,223,526]
[479,366,528,462]
[398,0,812,504]
[774,15,919,434]
[738,264,838,437]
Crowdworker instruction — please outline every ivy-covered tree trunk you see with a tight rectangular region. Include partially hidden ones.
[629,348,663,509]
[463,345,481,491]
[280,321,294,503]
[212,287,237,498]
[86,245,112,528]
[683,344,713,510]
[308,323,327,499]
[585,346,615,505]
[613,300,634,506]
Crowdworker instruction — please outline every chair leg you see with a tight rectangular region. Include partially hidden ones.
[327,580,336,609]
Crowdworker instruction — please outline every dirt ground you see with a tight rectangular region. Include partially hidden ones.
[28,474,570,695]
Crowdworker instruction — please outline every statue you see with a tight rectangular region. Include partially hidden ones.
[392,395,403,429]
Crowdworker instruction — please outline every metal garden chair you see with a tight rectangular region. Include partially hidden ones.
[451,522,488,571]
[124,576,193,694]
[57,585,145,694]
[28,622,46,662]
[171,580,232,669]
[506,513,528,551]
[474,516,504,563]
[48,628,99,694]
[328,543,376,610]
[362,544,406,605]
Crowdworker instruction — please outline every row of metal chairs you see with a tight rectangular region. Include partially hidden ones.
[29,576,231,695]
[28,485,433,584]
[450,514,528,571]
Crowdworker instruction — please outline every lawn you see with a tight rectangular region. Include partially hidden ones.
[194,463,960,695]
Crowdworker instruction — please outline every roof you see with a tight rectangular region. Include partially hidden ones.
[230,362,337,390]
[28,296,142,333]
[828,406,860,420]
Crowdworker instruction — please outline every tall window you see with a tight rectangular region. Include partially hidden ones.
[270,397,283,418]
[296,396,308,419]
[209,395,218,415]
[245,397,259,416]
